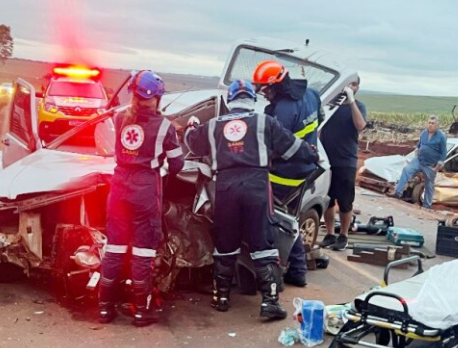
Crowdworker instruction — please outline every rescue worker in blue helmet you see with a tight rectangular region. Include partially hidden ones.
[252,61,325,288]
[184,80,319,320]
[99,70,184,327]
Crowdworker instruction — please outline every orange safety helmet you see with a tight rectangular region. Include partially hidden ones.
[252,60,288,86]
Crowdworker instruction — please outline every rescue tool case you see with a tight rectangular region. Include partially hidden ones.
[436,223,458,258]
[386,227,425,248]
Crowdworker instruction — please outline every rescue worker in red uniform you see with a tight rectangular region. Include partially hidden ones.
[99,70,184,327]
[252,61,324,287]
[184,80,318,320]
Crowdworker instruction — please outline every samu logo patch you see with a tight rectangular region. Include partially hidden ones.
[223,120,247,142]
[121,125,145,150]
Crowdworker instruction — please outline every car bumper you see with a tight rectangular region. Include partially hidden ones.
[38,109,97,141]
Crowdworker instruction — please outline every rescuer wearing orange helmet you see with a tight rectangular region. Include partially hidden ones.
[252,60,324,287]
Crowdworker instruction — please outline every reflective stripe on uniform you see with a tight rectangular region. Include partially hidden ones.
[257,113,268,166]
[294,119,318,139]
[106,244,128,253]
[132,247,157,257]
[150,118,171,169]
[166,146,183,158]
[208,119,217,171]
[269,173,305,187]
[183,127,193,153]
[281,136,302,160]
[213,248,241,256]
[250,249,279,260]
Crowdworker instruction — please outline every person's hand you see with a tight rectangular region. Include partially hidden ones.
[343,86,355,103]
[187,116,200,130]
[434,161,444,172]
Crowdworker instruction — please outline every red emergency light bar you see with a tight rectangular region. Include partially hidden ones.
[53,66,101,79]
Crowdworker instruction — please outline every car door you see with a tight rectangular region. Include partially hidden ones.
[1,79,41,169]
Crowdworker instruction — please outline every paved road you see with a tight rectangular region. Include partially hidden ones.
[0,188,455,348]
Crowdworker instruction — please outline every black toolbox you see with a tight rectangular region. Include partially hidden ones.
[436,222,458,257]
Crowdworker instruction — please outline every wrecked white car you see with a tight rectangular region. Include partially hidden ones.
[0,37,358,296]
[359,138,458,206]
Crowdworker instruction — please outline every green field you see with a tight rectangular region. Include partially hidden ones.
[358,94,458,127]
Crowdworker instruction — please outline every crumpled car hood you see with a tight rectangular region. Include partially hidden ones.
[0,149,116,200]
[0,148,212,201]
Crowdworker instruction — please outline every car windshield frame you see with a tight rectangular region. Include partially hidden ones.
[223,45,339,96]
[47,80,106,99]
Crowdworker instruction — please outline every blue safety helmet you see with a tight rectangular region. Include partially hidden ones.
[227,79,257,103]
[129,70,165,99]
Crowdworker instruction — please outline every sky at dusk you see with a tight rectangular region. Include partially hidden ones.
[1,0,457,96]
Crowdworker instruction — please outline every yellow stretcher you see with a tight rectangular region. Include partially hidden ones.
[330,257,458,348]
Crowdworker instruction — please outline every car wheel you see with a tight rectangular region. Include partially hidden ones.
[411,182,425,206]
[299,208,320,247]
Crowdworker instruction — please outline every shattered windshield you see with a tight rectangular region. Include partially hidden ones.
[224,46,337,94]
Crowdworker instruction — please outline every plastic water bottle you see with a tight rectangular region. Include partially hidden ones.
[293,298,325,347]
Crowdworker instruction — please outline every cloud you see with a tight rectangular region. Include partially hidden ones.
[1,0,457,96]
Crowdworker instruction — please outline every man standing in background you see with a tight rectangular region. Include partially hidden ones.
[319,77,367,251]
[388,115,446,210]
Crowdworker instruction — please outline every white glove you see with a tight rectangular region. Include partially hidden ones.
[187,115,201,129]
[343,86,355,103]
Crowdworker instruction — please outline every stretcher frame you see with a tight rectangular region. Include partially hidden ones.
[330,257,458,348]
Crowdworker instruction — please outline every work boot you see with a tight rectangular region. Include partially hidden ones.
[211,257,234,312]
[256,263,288,320]
[386,191,401,199]
[283,272,307,287]
[99,303,117,324]
[132,294,159,327]
[332,234,348,251]
[211,275,232,312]
[98,278,118,324]
[319,234,337,248]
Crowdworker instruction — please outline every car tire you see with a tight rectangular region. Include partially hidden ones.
[299,208,320,247]
[411,182,425,206]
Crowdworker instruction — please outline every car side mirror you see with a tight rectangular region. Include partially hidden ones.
[36,91,44,98]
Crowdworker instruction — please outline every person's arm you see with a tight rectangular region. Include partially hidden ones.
[415,131,424,157]
[163,122,185,175]
[344,87,366,131]
[183,117,211,157]
[269,116,318,164]
[434,132,447,171]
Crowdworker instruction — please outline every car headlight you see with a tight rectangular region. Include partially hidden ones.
[45,103,58,113]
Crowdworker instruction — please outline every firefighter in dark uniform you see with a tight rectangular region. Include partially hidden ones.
[184,80,318,320]
[252,60,324,288]
[99,70,184,327]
